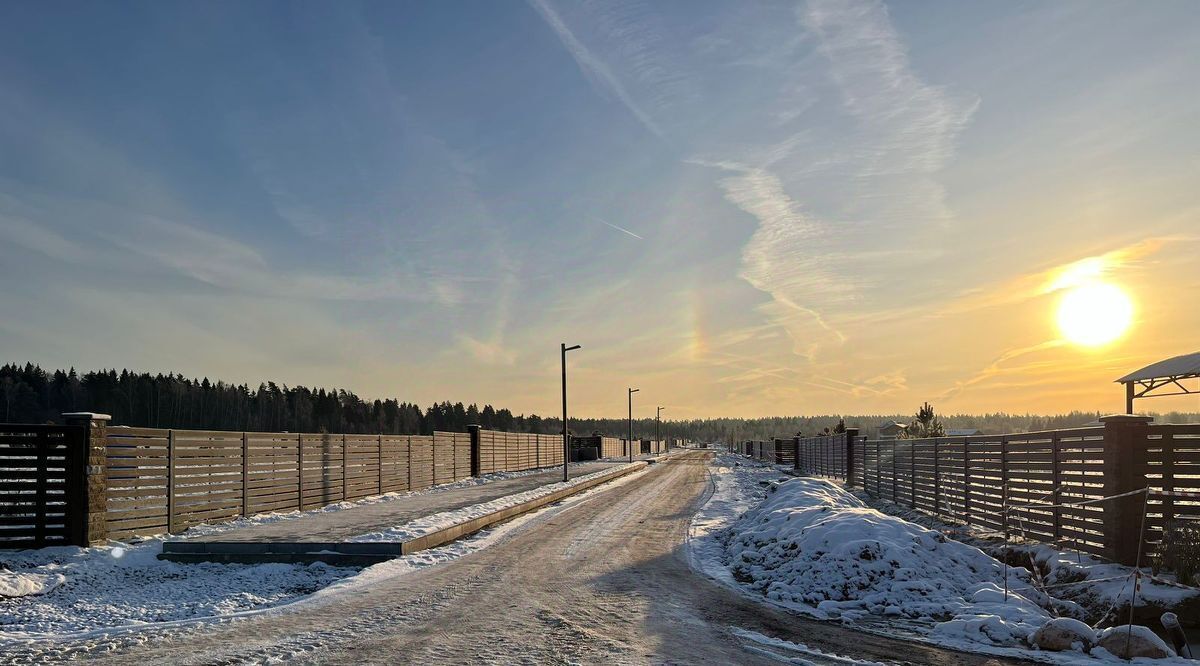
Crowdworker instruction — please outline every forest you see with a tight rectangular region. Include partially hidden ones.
[3,362,1196,440]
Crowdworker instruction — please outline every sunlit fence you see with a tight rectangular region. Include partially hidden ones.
[1,416,639,547]
[729,419,1200,565]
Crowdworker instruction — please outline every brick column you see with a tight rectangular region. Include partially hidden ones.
[1100,414,1153,565]
[62,412,110,546]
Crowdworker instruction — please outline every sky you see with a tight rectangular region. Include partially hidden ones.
[1,0,1198,419]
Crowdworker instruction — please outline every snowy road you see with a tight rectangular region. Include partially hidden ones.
[8,451,1024,664]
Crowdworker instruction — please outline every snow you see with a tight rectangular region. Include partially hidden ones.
[0,539,357,638]
[1,462,644,642]
[347,464,642,542]
[730,627,889,665]
[724,475,1048,641]
[0,571,64,599]
[686,453,1197,664]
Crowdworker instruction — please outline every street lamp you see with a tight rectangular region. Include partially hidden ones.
[656,406,664,452]
[561,343,581,482]
[628,388,639,462]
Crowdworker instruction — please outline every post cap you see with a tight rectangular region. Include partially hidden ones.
[61,412,112,424]
[1098,414,1154,425]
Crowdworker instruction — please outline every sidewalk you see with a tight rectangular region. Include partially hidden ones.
[176,458,645,545]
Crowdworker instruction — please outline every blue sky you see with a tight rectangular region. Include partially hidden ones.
[2,1,1198,417]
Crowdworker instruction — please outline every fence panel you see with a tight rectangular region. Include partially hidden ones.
[380,435,410,493]
[301,433,345,509]
[1145,425,1200,552]
[105,427,170,539]
[245,432,300,515]
[410,436,435,490]
[0,424,85,547]
[170,429,244,532]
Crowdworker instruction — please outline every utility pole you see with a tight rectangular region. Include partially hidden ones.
[628,388,639,463]
[561,343,581,482]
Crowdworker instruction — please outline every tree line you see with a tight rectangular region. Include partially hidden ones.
[0,363,554,435]
[4,362,1196,440]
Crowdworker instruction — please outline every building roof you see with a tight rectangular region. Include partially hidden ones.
[1117,351,1200,383]
[879,420,908,429]
[947,428,980,436]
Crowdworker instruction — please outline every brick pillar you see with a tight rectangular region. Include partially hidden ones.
[1100,414,1153,565]
[467,425,481,477]
[62,412,110,546]
[845,429,859,485]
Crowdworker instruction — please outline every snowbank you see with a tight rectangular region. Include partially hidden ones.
[724,477,1050,644]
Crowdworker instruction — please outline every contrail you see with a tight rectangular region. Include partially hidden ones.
[598,219,643,240]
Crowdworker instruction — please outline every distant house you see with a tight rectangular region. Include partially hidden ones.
[946,428,981,437]
[878,420,908,440]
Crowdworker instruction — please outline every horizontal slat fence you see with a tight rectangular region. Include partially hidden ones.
[0,424,84,547]
[1145,424,1200,553]
[102,427,560,541]
[848,429,1109,556]
[477,430,562,474]
[733,421,1196,566]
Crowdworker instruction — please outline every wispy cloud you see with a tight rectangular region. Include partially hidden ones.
[526,0,663,136]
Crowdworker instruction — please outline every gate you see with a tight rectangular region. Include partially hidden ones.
[0,424,86,548]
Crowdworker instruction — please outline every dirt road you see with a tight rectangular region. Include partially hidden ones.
[17,451,1023,664]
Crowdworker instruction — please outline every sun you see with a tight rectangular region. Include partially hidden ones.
[1056,282,1134,347]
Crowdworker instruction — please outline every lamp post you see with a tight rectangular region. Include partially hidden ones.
[656,406,664,452]
[561,343,581,482]
[628,388,639,462]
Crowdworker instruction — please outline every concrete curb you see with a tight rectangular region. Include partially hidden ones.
[400,461,646,554]
[161,461,648,565]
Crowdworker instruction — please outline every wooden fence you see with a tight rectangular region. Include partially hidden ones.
[105,428,475,540]
[476,429,563,475]
[0,424,87,547]
[1,416,644,548]
[731,418,1200,566]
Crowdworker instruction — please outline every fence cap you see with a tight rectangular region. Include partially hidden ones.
[61,412,112,424]
[1098,414,1154,425]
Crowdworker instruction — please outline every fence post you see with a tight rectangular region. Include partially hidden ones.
[167,429,176,533]
[1100,414,1153,565]
[1050,432,1061,544]
[241,431,249,516]
[377,433,384,494]
[468,425,482,477]
[793,436,801,473]
[62,412,110,546]
[891,439,898,503]
[963,438,971,525]
[845,429,858,484]
[910,440,917,508]
[297,433,304,510]
[933,439,941,517]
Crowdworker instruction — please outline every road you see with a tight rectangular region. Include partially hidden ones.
[19,451,1023,664]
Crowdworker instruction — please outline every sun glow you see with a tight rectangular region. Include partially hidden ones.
[1056,282,1133,347]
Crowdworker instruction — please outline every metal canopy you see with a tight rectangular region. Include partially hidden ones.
[1116,351,1200,412]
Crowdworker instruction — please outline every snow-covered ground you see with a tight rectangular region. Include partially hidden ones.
[1,462,643,641]
[687,453,1196,664]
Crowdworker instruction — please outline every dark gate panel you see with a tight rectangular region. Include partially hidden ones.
[0,424,85,548]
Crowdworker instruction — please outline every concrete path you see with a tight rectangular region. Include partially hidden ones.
[179,459,643,544]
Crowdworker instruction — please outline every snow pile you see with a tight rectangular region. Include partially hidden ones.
[725,477,1051,644]
[0,570,64,598]
[687,454,786,586]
